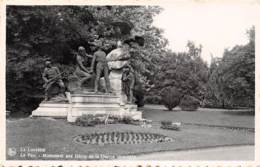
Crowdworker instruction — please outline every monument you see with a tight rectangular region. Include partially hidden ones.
[32,43,142,122]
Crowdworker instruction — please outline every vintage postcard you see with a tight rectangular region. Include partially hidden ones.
[0,0,259,166]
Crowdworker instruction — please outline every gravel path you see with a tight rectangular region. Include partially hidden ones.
[120,145,254,160]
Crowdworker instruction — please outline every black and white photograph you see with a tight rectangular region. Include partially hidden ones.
[3,1,257,161]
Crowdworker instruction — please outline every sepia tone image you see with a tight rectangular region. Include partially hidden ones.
[5,4,255,161]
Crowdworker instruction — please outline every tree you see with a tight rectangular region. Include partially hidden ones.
[179,95,200,111]
[152,41,208,107]
[205,26,255,108]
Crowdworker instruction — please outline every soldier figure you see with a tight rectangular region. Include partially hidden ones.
[42,61,65,101]
[122,64,135,103]
[91,48,112,93]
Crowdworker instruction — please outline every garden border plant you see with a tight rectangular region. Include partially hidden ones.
[179,95,200,111]
[161,86,182,111]
[73,114,152,127]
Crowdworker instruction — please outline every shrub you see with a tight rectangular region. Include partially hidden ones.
[161,121,181,131]
[144,95,162,104]
[75,114,104,127]
[179,95,200,111]
[161,87,182,111]
[74,114,137,126]
[121,116,134,124]
[161,121,172,126]
[106,115,121,124]
[133,83,145,107]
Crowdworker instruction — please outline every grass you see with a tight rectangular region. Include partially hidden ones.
[6,105,254,160]
[142,105,254,128]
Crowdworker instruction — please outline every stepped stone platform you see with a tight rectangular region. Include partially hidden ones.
[32,92,142,122]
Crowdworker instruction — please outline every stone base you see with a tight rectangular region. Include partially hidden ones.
[31,102,68,118]
[32,93,142,122]
[67,105,141,122]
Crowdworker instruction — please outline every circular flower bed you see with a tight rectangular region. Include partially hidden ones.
[73,131,173,145]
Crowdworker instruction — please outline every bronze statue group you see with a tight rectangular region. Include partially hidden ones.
[42,41,135,104]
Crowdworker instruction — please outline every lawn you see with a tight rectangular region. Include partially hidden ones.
[6,105,254,160]
[143,105,254,129]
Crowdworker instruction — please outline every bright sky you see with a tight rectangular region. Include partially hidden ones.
[153,2,259,64]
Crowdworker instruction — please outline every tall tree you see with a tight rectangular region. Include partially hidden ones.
[152,41,208,106]
[206,26,255,108]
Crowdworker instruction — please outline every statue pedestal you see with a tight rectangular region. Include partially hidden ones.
[100,70,128,104]
[100,70,123,95]
[109,70,124,95]
[32,93,142,122]
[31,102,69,117]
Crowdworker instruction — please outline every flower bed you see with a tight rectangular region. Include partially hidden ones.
[73,131,173,145]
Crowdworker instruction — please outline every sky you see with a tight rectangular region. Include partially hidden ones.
[153,2,259,64]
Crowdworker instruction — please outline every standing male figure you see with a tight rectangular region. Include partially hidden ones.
[91,48,112,93]
[42,60,65,100]
[122,64,135,103]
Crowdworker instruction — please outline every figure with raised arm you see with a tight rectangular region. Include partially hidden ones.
[74,46,93,88]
